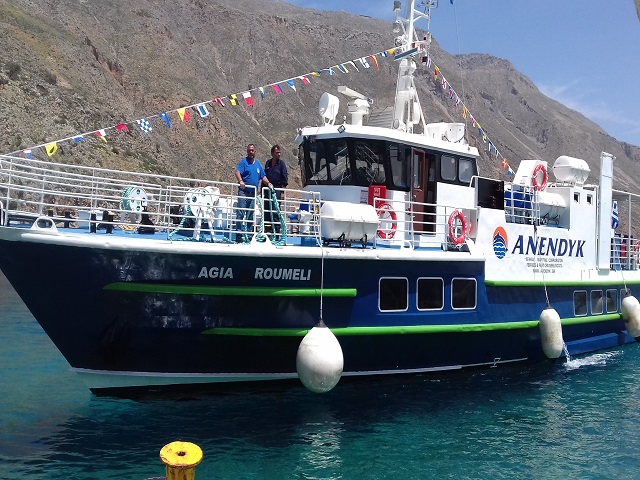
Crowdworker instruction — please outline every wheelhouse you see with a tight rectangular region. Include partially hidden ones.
[298,134,478,201]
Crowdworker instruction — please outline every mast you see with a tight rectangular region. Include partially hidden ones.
[391,0,435,134]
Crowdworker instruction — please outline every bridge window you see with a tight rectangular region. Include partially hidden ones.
[417,277,444,310]
[326,140,350,185]
[354,140,385,186]
[441,155,457,181]
[451,278,476,310]
[459,158,474,184]
[379,277,408,312]
[308,141,327,182]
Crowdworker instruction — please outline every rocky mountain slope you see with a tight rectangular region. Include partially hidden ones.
[1,0,639,193]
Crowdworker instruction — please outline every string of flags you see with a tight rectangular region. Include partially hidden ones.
[9,42,512,178]
[419,47,514,176]
[8,47,398,159]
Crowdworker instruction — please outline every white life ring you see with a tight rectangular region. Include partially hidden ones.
[376,203,397,239]
[531,163,548,191]
[448,209,468,245]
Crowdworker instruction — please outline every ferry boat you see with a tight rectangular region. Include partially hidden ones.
[1,1,639,395]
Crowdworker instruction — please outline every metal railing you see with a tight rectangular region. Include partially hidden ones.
[0,155,322,245]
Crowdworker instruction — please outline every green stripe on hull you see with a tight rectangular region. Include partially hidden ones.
[202,313,622,337]
[486,279,640,287]
[104,282,357,297]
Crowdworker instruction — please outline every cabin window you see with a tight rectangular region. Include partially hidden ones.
[574,290,587,316]
[412,152,422,189]
[379,277,408,312]
[326,140,350,185]
[590,290,603,315]
[451,278,476,310]
[587,194,593,205]
[458,158,474,184]
[308,141,328,182]
[606,289,618,313]
[417,277,444,310]
[574,192,580,203]
[441,155,457,181]
[353,140,385,186]
[389,143,409,189]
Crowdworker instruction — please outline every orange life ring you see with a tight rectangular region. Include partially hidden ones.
[448,209,468,245]
[531,163,548,191]
[376,203,397,239]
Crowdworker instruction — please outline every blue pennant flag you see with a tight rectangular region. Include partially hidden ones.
[612,200,619,230]
[159,112,171,128]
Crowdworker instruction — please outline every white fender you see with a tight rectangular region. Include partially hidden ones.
[539,306,563,359]
[296,319,343,393]
[621,293,640,340]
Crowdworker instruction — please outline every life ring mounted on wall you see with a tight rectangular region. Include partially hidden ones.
[448,209,468,245]
[376,202,397,239]
[531,163,548,191]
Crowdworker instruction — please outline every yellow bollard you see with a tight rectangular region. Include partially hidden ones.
[159,441,203,480]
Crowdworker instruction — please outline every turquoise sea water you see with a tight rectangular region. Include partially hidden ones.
[2,271,640,480]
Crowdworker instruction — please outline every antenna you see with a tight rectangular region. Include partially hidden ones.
[390,0,431,133]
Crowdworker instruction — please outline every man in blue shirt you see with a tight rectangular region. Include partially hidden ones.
[264,144,288,234]
[235,144,270,241]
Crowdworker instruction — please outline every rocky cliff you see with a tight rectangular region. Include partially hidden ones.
[1,0,638,192]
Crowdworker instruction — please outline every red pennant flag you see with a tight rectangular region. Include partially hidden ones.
[242,91,254,106]
[212,97,225,107]
[115,123,129,133]
[271,84,283,95]
[369,55,379,69]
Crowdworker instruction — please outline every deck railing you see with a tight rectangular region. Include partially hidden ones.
[0,155,322,245]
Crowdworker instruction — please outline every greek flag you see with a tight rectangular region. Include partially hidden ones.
[612,200,619,230]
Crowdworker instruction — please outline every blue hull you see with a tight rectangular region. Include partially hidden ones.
[0,236,633,392]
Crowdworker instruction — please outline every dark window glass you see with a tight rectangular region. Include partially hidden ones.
[452,278,476,309]
[441,155,457,181]
[574,290,587,316]
[412,151,422,189]
[353,141,385,186]
[308,141,327,183]
[379,278,408,311]
[389,143,409,189]
[417,278,444,310]
[326,139,350,185]
[458,158,474,184]
[606,289,618,313]
[591,290,603,315]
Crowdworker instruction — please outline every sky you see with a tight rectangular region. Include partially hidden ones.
[287,0,640,147]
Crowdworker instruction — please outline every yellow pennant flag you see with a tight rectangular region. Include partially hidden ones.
[177,108,191,122]
[462,106,468,119]
[45,142,58,157]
